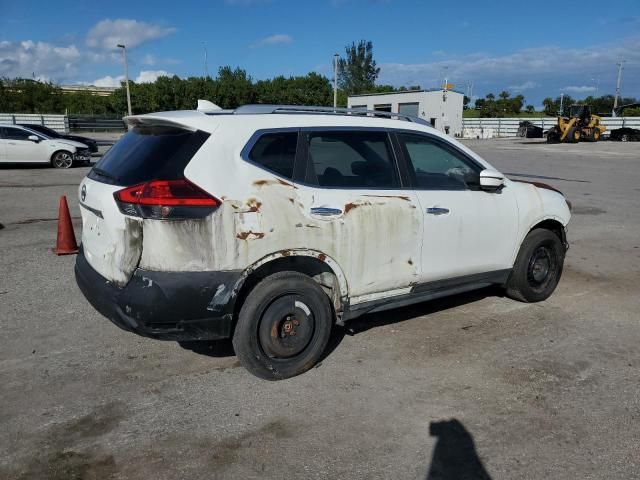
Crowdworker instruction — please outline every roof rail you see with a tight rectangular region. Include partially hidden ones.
[232,104,431,126]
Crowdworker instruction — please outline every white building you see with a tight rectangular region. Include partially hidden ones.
[347,89,464,136]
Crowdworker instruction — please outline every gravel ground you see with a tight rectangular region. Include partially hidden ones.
[0,138,639,479]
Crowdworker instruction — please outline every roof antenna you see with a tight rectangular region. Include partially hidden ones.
[197,99,222,112]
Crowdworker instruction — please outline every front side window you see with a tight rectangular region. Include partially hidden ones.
[3,128,33,141]
[306,130,399,189]
[248,131,298,180]
[398,133,480,190]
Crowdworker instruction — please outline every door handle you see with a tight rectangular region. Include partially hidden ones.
[426,207,450,215]
[310,207,342,216]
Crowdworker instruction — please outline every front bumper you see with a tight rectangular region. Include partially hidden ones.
[75,248,242,341]
[74,151,92,163]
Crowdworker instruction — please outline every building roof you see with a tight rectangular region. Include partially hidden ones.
[348,88,464,98]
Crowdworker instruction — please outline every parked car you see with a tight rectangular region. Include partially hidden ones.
[19,124,99,153]
[0,125,91,168]
[516,121,544,138]
[75,105,571,380]
[609,127,640,142]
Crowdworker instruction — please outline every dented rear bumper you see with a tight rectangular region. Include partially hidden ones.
[75,248,241,341]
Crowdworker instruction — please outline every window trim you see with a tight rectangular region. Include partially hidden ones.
[392,130,484,191]
[296,126,407,191]
[240,127,301,182]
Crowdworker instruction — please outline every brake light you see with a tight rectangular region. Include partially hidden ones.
[114,179,220,219]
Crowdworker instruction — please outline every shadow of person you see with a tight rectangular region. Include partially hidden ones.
[426,419,492,480]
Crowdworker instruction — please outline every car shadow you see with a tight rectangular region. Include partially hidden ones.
[182,286,503,363]
[425,418,493,480]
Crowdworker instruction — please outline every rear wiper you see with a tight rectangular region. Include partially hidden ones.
[91,167,119,182]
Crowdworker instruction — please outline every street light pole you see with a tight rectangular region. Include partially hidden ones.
[333,54,339,109]
[117,44,132,116]
[559,93,564,116]
[203,41,209,78]
[613,60,625,116]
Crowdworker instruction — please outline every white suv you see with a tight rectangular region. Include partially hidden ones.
[75,105,571,379]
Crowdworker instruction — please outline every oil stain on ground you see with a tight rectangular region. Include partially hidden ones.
[3,402,125,480]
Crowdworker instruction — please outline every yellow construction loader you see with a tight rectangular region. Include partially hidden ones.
[546,105,606,143]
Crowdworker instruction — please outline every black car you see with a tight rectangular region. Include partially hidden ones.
[19,124,99,153]
[610,127,640,142]
[517,121,544,138]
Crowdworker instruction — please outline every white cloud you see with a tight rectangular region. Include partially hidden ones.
[509,80,538,91]
[89,70,172,87]
[92,75,124,87]
[0,40,81,81]
[251,34,293,48]
[86,19,176,51]
[378,37,640,98]
[563,85,597,93]
[135,70,172,83]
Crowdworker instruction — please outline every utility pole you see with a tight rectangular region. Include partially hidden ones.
[559,93,564,116]
[203,42,209,78]
[117,44,132,116]
[613,60,625,116]
[333,53,339,109]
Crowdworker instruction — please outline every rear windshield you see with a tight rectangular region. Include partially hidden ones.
[88,126,209,186]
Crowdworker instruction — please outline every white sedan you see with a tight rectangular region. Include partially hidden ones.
[0,125,91,168]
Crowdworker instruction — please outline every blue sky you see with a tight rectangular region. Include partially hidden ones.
[1,0,639,106]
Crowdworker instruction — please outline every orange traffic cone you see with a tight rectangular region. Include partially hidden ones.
[53,195,79,255]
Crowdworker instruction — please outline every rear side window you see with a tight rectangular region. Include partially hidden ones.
[248,131,298,179]
[305,131,399,189]
[88,126,209,186]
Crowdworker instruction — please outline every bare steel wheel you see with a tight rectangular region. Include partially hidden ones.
[51,150,73,169]
[233,271,333,380]
[506,228,565,303]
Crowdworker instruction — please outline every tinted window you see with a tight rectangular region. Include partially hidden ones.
[248,131,297,179]
[306,131,399,188]
[398,133,480,190]
[88,126,209,186]
[3,127,33,141]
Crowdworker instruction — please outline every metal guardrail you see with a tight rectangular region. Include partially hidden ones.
[0,113,68,133]
[67,116,126,132]
[462,117,640,138]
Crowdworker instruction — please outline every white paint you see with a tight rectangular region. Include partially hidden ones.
[295,300,311,316]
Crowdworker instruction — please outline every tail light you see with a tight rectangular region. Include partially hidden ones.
[114,179,220,219]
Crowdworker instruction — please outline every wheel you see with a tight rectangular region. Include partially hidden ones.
[51,150,73,169]
[621,134,629,142]
[568,128,581,143]
[505,229,565,303]
[232,271,333,380]
[592,129,600,142]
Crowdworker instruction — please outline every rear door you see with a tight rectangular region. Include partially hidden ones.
[295,128,422,302]
[79,124,210,286]
[0,128,7,162]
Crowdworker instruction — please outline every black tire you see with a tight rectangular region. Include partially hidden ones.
[51,150,73,169]
[232,271,333,380]
[621,134,629,142]
[506,229,565,303]
[567,127,581,143]
[592,129,600,142]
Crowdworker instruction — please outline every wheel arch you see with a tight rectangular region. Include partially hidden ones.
[50,149,74,166]
[529,218,567,248]
[229,249,349,325]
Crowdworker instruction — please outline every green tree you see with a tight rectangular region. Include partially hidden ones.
[337,40,380,95]
[525,105,535,114]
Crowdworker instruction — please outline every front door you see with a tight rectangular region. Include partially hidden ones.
[2,127,43,162]
[396,132,517,283]
[295,128,423,302]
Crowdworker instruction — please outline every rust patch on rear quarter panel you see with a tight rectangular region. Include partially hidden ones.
[236,231,265,240]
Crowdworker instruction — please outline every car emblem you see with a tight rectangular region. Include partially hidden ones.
[81,184,86,202]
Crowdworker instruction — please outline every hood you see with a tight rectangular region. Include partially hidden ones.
[48,138,88,149]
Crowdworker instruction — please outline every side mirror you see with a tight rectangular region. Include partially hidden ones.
[480,169,504,191]
[28,135,40,143]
